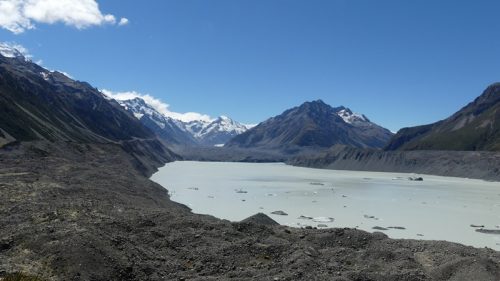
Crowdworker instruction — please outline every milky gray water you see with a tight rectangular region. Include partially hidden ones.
[151,161,500,250]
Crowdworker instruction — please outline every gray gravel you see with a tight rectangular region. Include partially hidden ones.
[0,142,499,281]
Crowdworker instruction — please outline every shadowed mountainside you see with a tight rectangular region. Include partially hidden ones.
[386,83,500,151]
[0,54,178,169]
[289,145,500,181]
[226,100,393,151]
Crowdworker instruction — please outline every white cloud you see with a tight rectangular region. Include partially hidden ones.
[0,41,32,59]
[118,17,129,26]
[0,0,127,34]
[101,89,213,123]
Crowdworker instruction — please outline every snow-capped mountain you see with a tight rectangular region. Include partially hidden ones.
[118,98,197,145]
[195,116,250,146]
[115,97,251,146]
[226,100,394,150]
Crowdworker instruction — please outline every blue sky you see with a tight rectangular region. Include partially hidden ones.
[1,0,499,131]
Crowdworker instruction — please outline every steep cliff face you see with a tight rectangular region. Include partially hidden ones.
[386,83,500,151]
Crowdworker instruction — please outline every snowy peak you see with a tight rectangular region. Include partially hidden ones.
[114,97,249,146]
[180,115,249,145]
[335,106,370,124]
[0,44,25,59]
[118,98,161,121]
[116,97,198,145]
[201,116,249,136]
[226,100,394,149]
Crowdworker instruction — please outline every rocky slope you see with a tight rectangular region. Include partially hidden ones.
[116,97,250,146]
[0,54,153,144]
[226,100,393,151]
[290,145,500,181]
[0,52,177,166]
[1,141,499,281]
[386,83,500,151]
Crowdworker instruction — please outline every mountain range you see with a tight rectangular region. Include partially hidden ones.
[2,43,498,155]
[0,44,396,152]
[116,97,251,146]
[0,46,178,172]
[226,100,394,150]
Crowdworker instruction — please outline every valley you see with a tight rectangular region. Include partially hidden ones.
[0,33,500,281]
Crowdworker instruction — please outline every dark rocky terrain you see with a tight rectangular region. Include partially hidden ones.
[289,145,500,181]
[386,83,500,151]
[226,100,393,151]
[0,53,178,173]
[0,55,154,145]
[1,141,500,281]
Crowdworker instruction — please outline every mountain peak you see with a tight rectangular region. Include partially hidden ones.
[311,99,326,104]
[0,43,28,60]
[474,82,500,107]
[217,115,231,122]
[301,99,327,107]
[227,100,393,150]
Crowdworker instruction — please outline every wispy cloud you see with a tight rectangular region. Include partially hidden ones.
[118,18,129,26]
[101,89,213,123]
[0,0,128,34]
[0,41,32,59]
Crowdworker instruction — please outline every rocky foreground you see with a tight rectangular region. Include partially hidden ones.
[1,142,499,281]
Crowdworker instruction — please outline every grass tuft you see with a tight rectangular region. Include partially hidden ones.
[2,273,45,281]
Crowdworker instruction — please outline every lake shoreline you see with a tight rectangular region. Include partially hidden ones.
[152,161,500,251]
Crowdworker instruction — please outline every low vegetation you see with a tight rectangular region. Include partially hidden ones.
[2,273,45,281]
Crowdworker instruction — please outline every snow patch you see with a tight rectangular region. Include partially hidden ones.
[133,113,144,119]
[40,72,49,81]
[337,108,368,124]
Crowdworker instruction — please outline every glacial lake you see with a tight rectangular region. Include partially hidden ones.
[151,161,500,250]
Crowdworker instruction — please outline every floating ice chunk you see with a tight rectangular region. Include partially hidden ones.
[271,210,288,216]
[313,217,334,223]
[298,215,313,220]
